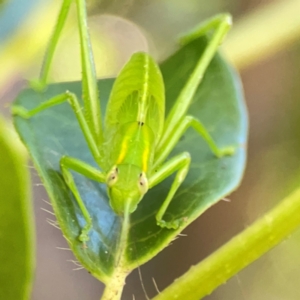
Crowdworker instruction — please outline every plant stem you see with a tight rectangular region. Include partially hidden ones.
[223,0,300,69]
[100,268,127,300]
[101,210,131,300]
[153,188,300,300]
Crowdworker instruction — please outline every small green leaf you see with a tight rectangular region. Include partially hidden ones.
[0,117,34,299]
[13,36,247,282]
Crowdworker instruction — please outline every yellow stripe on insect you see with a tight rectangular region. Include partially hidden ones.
[142,145,149,172]
[117,138,128,164]
[142,126,151,172]
[116,123,137,164]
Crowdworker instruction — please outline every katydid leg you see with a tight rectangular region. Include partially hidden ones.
[60,156,106,242]
[154,115,235,169]
[31,0,73,91]
[158,14,231,150]
[32,0,103,145]
[12,92,102,166]
[76,0,102,145]
[149,152,191,229]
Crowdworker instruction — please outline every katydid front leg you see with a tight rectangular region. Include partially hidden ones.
[60,156,106,242]
[12,93,105,242]
[149,152,191,229]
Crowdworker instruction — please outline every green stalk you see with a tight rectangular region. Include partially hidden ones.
[101,210,131,300]
[153,188,300,300]
[101,270,127,300]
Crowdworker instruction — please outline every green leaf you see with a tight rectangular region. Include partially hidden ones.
[13,36,247,283]
[0,117,34,299]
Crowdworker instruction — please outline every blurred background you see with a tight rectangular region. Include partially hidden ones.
[1,0,300,299]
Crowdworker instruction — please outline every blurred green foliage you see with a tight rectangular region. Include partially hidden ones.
[0,116,34,300]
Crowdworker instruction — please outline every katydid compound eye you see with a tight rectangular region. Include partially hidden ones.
[138,172,148,193]
[107,166,118,186]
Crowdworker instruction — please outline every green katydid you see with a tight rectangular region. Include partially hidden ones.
[12,0,235,243]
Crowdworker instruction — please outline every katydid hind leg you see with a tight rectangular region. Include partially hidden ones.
[158,14,232,150]
[30,0,73,91]
[76,0,102,145]
[31,0,103,145]
[12,92,102,166]
[154,115,235,168]
[60,156,106,242]
[149,152,191,229]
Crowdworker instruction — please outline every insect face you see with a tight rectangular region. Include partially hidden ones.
[106,164,148,214]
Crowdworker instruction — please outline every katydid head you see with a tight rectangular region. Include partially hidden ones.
[106,164,148,215]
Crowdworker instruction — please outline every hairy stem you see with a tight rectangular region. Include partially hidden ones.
[153,188,300,300]
[101,269,127,300]
[101,211,131,300]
